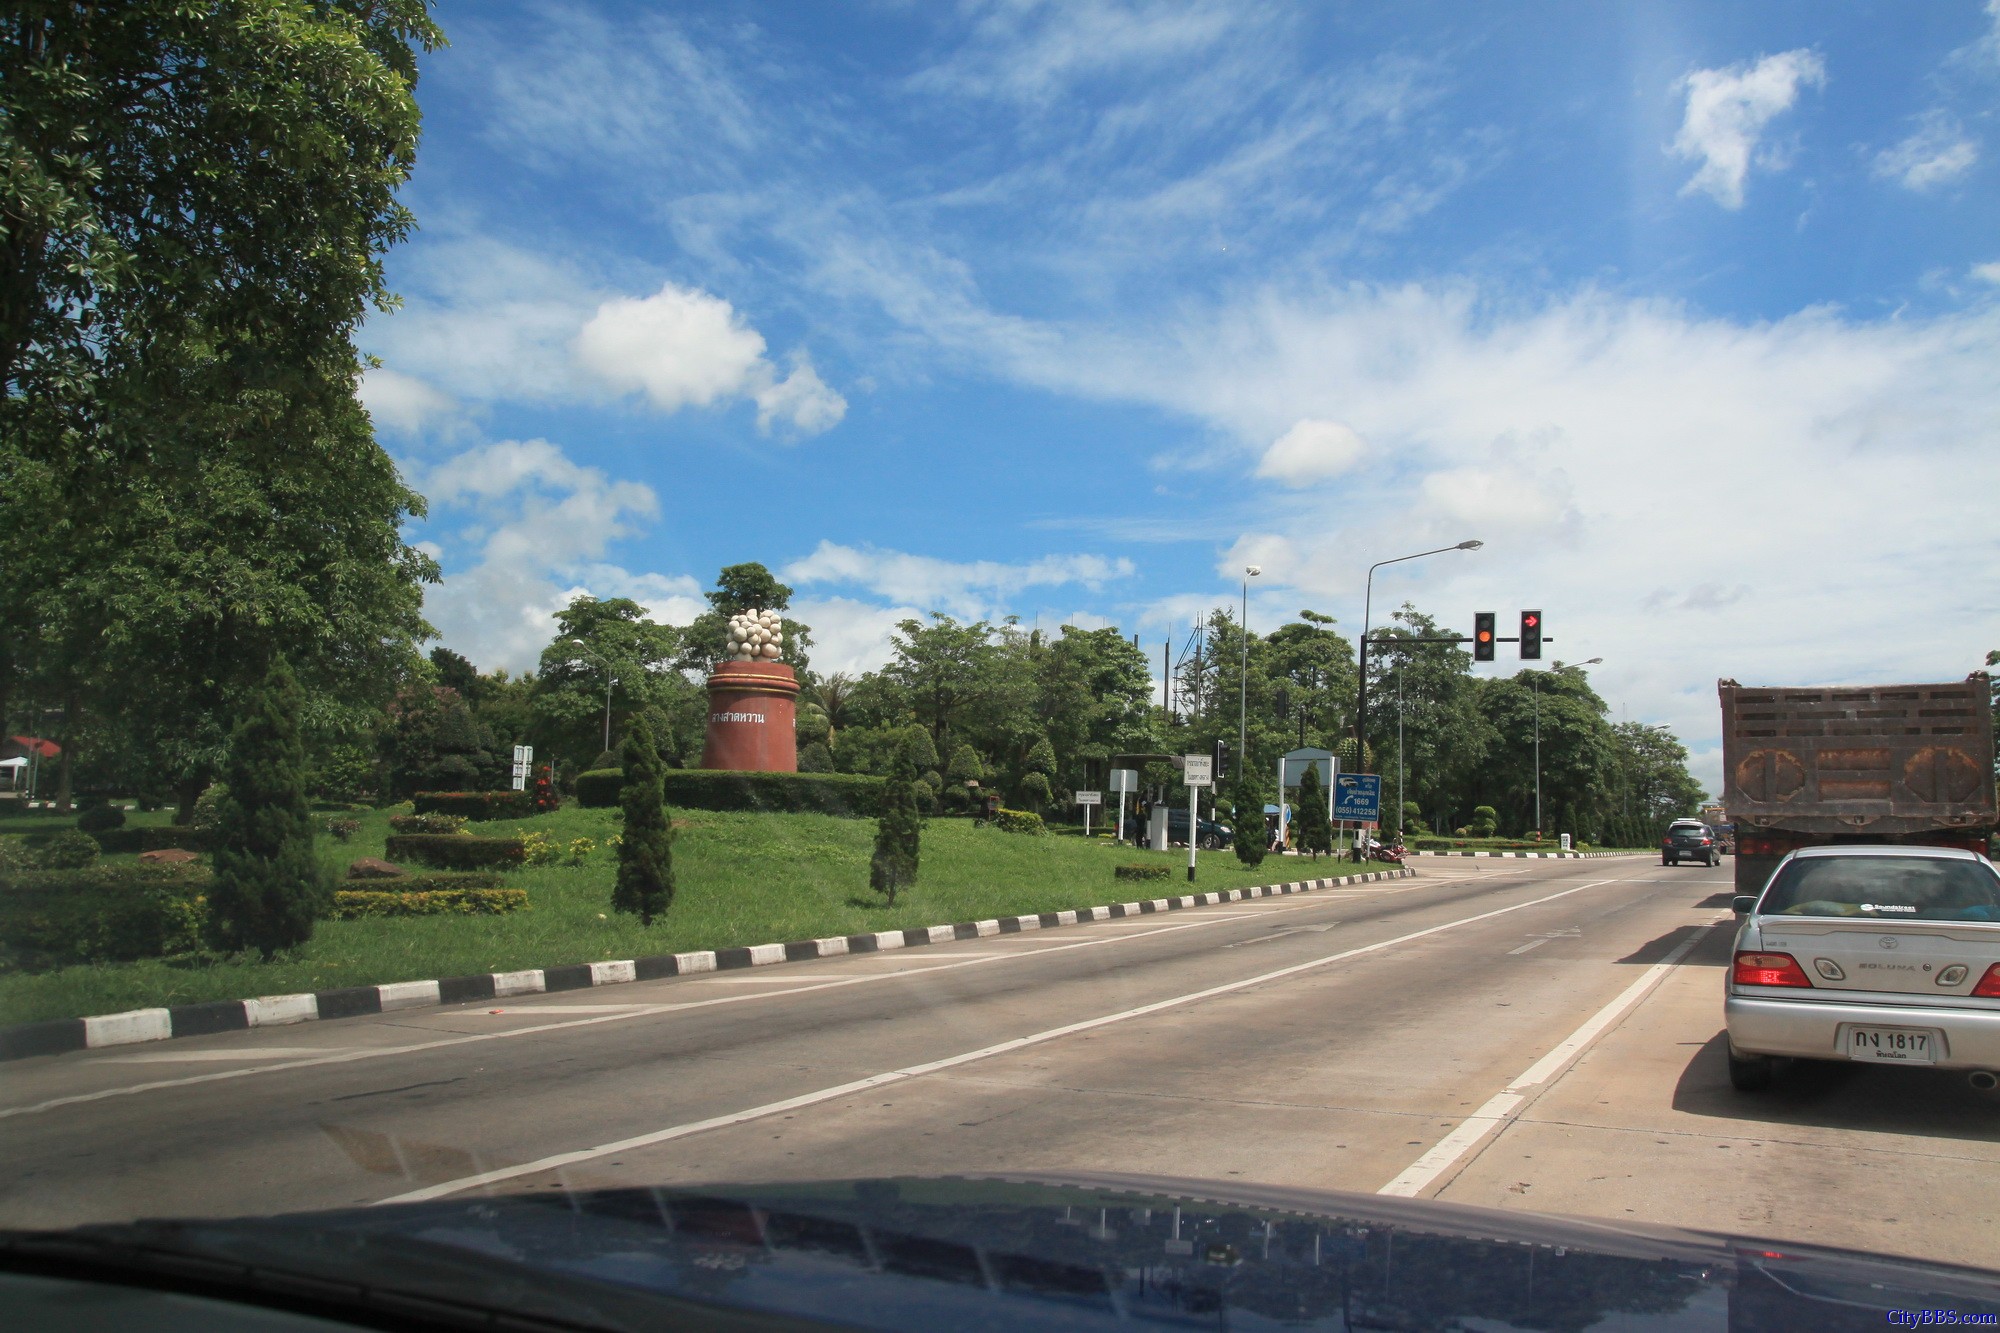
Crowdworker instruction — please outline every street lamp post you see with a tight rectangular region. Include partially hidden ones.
[1531,657,1602,835]
[1352,540,1482,859]
[1239,565,1260,772]
[568,639,618,754]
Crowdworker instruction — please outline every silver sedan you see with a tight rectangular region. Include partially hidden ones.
[1724,844,2000,1091]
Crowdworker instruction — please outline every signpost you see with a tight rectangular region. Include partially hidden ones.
[1076,789,1101,838]
[1108,768,1138,843]
[1333,773,1381,855]
[511,745,534,792]
[1182,754,1213,881]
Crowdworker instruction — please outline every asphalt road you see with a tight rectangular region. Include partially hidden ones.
[4,855,1996,1268]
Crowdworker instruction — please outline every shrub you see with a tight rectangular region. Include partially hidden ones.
[573,769,623,808]
[614,715,674,925]
[1232,779,1267,868]
[209,659,330,959]
[1471,805,1499,838]
[388,813,469,835]
[332,886,528,919]
[530,773,561,813]
[40,828,102,869]
[410,790,537,820]
[1016,772,1052,813]
[797,741,835,773]
[992,808,1045,835]
[189,782,228,830]
[1114,863,1171,882]
[522,830,560,866]
[383,834,526,870]
[1292,766,1333,859]
[0,866,209,971]
[579,768,886,816]
[324,816,361,842]
[566,836,596,863]
[76,804,127,834]
[870,751,922,906]
[89,826,217,854]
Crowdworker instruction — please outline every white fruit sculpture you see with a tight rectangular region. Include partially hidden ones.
[726,608,784,662]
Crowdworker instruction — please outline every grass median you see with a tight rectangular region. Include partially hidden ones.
[0,803,1369,1026]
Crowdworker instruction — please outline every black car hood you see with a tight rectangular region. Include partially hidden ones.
[7,1172,1999,1331]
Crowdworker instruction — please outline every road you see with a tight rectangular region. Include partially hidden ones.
[4,855,1996,1268]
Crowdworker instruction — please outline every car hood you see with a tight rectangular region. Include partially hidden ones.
[6,1172,1999,1331]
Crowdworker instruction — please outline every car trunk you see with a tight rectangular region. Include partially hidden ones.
[1755,919,2000,998]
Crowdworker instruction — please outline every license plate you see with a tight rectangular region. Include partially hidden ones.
[1846,1027,1937,1064]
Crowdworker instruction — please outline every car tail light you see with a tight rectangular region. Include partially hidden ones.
[1733,952,1813,988]
[1700,837,1711,845]
[1971,965,2000,998]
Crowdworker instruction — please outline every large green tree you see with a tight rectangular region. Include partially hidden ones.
[531,596,690,772]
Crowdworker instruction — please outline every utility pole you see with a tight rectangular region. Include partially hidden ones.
[1239,566,1260,765]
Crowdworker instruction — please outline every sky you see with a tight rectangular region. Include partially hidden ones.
[359,0,2000,795]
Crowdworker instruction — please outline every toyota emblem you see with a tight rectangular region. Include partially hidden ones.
[1878,937,1899,950]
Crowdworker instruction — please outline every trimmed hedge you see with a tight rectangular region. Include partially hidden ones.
[992,808,1045,835]
[1114,863,1172,882]
[332,887,528,919]
[382,834,525,870]
[90,826,216,854]
[411,790,538,820]
[388,813,469,835]
[0,866,209,971]
[575,768,885,816]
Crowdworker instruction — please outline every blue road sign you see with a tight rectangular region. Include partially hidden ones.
[1332,773,1382,822]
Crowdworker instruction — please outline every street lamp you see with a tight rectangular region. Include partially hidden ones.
[568,639,618,754]
[1239,565,1261,769]
[1352,540,1481,859]
[1532,657,1602,835]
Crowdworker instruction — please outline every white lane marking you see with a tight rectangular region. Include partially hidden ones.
[1506,939,1548,955]
[1379,917,1726,1198]
[0,894,1377,1121]
[375,877,1631,1205]
[480,1004,655,1013]
[94,1048,334,1064]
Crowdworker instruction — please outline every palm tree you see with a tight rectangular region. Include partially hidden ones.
[810,671,854,743]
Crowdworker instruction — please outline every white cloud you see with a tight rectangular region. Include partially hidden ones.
[788,596,923,677]
[574,282,771,413]
[367,248,846,441]
[359,367,458,436]
[783,541,1137,619]
[753,353,848,436]
[1671,50,1825,208]
[1873,112,1979,191]
[1256,419,1368,486]
[413,440,679,672]
[1974,261,2000,284]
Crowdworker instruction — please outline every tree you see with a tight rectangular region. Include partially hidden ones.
[679,562,812,678]
[1293,763,1332,860]
[531,596,687,772]
[1232,777,1267,866]
[870,741,923,904]
[885,614,1001,758]
[612,714,674,925]
[207,658,328,959]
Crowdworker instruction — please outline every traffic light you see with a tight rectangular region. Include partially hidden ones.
[1473,612,1495,662]
[1212,738,1231,783]
[1520,610,1543,660]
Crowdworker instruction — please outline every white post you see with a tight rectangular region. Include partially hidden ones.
[1115,788,1126,844]
[1187,783,1198,883]
[1276,755,1288,850]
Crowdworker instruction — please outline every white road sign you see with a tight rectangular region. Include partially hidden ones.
[1075,791,1102,805]
[1108,768,1139,793]
[1182,755,1213,787]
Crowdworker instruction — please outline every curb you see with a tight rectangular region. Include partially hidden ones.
[0,867,1416,1062]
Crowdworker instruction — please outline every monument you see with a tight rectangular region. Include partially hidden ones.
[699,608,800,772]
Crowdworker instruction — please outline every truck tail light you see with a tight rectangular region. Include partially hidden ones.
[1971,965,2000,998]
[1733,952,1813,988]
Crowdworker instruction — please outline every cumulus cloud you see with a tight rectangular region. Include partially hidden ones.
[359,367,458,437]
[1975,261,2000,284]
[1873,113,1979,191]
[788,596,923,676]
[412,440,698,671]
[1671,50,1825,208]
[365,243,844,440]
[1256,419,1368,486]
[783,541,1137,619]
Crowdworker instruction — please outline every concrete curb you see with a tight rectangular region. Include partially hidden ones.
[1407,850,1628,859]
[0,867,1416,1061]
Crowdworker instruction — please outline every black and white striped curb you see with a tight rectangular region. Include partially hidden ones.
[0,868,1414,1061]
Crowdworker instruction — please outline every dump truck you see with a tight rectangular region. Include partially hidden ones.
[1718,674,1996,897]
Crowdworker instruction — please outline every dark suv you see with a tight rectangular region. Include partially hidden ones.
[1662,819,1720,867]
[1123,808,1235,849]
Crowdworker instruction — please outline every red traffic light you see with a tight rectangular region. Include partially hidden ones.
[1520,609,1543,660]
[1523,613,1539,629]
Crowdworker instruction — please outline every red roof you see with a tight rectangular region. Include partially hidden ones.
[7,736,59,759]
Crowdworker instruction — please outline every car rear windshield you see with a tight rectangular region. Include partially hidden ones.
[1760,857,2000,922]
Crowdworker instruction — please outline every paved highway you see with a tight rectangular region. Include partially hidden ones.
[4,856,1996,1268]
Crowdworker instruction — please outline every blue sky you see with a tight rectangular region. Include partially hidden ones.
[360,1,2000,792]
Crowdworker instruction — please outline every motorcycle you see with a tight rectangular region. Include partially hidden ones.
[1366,841,1406,865]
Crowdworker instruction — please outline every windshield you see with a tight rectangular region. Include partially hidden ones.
[1761,856,2000,922]
[4,0,1999,1318]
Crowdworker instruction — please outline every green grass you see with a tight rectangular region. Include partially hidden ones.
[0,804,1358,1026]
